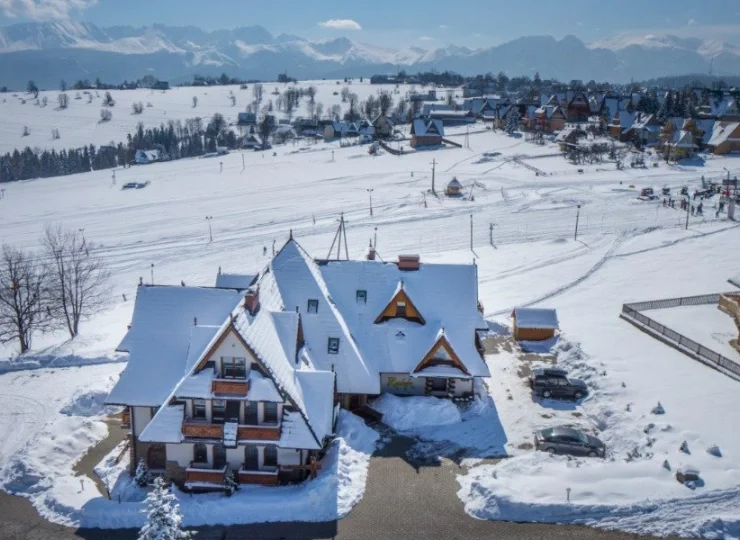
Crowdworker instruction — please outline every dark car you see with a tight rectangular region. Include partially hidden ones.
[530,367,588,400]
[534,426,606,457]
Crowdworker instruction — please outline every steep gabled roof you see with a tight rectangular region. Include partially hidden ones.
[106,286,243,407]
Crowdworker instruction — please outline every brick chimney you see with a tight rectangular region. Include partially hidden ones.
[397,254,420,271]
[244,286,260,315]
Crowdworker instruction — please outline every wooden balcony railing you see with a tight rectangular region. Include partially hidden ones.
[238,468,279,486]
[185,464,227,485]
[237,424,281,441]
[211,378,249,396]
[182,421,223,439]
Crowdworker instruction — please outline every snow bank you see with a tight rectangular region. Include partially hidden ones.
[61,390,116,417]
[8,409,379,529]
[372,393,461,431]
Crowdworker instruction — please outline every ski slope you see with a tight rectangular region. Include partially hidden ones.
[0,125,739,536]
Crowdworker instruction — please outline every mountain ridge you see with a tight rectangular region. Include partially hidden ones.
[0,22,738,88]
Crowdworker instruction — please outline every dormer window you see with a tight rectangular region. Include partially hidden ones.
[328,337,340,354]
[356,290,367,304]
[396,301,407,317]
[307,299,319,314]
[375,285,425,325]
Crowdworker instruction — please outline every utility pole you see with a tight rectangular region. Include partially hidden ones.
[574,205,581,241]
[150,263,155,285]
[685,197,690,230]
[206,216,213,242]
[367,188,374,217]
[470,214,474,251]
[431,158,437,195]
[78,228,86,244]
[242,153,245,172]
[331,150,334,162]
[374,227,378,251]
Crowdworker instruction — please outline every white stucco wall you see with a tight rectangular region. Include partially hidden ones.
[226,447,243,468]
[452,378,474,396]
[132,406,152,436]
[166,443,194,467]
[277,448,301,466]
[207,330,256,376]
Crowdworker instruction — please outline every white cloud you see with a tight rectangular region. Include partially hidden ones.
[317,19,362,31]
[0,0,97,19]
[419,35,434,41]
[687,18,697,27]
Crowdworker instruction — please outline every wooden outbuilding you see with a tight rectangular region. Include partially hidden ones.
[446,177,463,196]
[512,308,559,341]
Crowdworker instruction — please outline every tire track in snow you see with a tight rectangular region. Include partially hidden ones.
[489,231,633,316]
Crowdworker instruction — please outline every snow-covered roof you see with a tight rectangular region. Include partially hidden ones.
[512,308,559,330]
[319,259,489,378]
[412,118,444,138]
[106,286,243,406]
[215,273,256,289]
[729,273,740,289]
[448,177,462,189]
[268,239,379,394]
[708,122,740,147]
[139,404,185,443]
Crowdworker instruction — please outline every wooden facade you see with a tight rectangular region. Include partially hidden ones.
[182,422,224,439]
[211,379,249,395]
[237,425,281,441]
[414,335,470,375]
[513,327,556,341]
[238,471,279,486]
[374,289,425,324]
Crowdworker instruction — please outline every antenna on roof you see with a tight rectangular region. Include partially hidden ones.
[218,266,222,275]
[139,276,143,286]
[289,228,293,240]
[193,317,198,326]
[326,212,350,261]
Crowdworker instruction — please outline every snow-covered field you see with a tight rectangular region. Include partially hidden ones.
[0,120,739,535]
[0,79,426,154]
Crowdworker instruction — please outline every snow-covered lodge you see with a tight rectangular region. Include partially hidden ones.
[106,237,489,490]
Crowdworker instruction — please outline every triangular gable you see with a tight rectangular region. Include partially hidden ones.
[374,284,425,325]
[426,121,440,136]
[193,324,268,376]
[413,333,469,375]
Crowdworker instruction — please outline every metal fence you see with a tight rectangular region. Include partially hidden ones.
[620,294,740,381]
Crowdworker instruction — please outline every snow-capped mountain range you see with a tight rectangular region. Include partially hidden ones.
[0,22,738,88]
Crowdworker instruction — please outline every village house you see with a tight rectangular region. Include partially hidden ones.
[410,118,444,147]
[533,105,567,133]
[371,115,394,139]
[428,109,476,127]
[708,122,740,155]
[324,121,359,140]
[445,177,463,197]
[237,112,257,127]
[106,236,489,490]
[658,118,702,160]
[566,91,592,123]
[135,149,162,165]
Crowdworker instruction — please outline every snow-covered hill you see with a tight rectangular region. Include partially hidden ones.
[0,22,739,88]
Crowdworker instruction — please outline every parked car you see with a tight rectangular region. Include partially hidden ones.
[530,367,588,400]
[534,426,605,457]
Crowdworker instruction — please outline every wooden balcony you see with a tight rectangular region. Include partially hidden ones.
[211,378,249,396]
[237,424,281,441]
[185,464,227,486]
[182,421,223,439]
[238,469,279,486]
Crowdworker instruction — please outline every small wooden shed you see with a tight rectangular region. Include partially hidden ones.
[512,308,559,341]
[446,177,463,197]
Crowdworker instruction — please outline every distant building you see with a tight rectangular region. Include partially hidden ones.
[152,81,170,91]
[512,308,559,341]
[237,112,257,126]
[410,119,444,147]
[445,177,463,197]
[135,149,161,165]
[428,110,476,126]
[708,122,740,155]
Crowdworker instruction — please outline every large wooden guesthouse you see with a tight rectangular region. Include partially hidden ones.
[106,237,489,490]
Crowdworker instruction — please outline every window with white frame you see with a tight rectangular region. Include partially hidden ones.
[328,337,340,354]
[264,402,279,424]
[307,299,319,314]
[356,290,367,304]
[212,399,225,423]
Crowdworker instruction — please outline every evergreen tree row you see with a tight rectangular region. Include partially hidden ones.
[0,116,239,184]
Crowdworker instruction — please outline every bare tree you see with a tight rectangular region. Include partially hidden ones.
[307,100,316,118]
[103,91,115,107]
[306,85,317,103]
[42,225,111,339]
[257,106,275,146]
[329,104,342,121]
[340,86,350,103]
[192,96,198,108]
[315,102,324,119]
[0,245,48,353]
[58,93,69,109]
[22,126,30,137]
[252,83,263,102]
[100,109,112,122]
[132,101,144,115]
[378,91,393,116]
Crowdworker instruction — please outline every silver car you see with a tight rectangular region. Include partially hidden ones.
[534,426,606,457]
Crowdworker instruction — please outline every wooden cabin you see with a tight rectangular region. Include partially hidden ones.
[445,177,463,196]
[512,308,559,341]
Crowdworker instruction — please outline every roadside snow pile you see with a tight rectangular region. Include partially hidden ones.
[458,454,740,538]
[61,390,115,417]
[372,393,461,431]
[94,441,144,503]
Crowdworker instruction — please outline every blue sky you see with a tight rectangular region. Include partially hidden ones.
[2,0,740,47]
